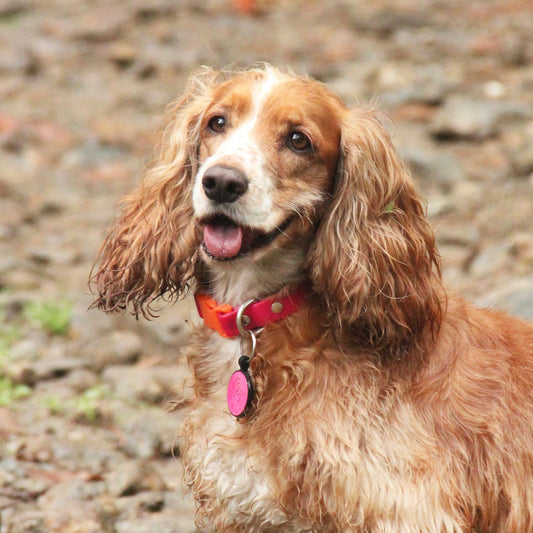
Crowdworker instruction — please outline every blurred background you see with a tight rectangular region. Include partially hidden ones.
[0,1,532,531]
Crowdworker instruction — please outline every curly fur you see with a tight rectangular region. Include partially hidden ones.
[90,69,221,316]
[306,107,443,354]
[91,65,533,532]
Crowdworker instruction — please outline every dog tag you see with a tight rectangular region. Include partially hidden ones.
[227,355,253,418]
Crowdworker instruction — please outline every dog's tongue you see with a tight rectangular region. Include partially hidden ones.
[204,223,243,259]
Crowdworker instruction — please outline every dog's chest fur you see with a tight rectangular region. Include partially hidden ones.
[181,334,296,531]
[180,331,463,532]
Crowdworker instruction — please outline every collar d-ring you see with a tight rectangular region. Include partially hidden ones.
[236,298,258,357]
[236,298,256,336]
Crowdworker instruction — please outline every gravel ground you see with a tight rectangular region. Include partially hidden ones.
[1,1,532,532]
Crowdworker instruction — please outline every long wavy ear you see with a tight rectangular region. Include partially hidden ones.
[306,108,443,354]
[90,69,220,317]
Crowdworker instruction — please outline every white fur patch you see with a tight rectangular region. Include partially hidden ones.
[207,242,308,306]
[192,71,284,231]
[184,334,292,530]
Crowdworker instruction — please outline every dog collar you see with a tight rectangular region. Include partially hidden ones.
[194,286,308,338]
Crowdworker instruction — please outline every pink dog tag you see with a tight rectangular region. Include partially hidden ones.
[227,357,253,418]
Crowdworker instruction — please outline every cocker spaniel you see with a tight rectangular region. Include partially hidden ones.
[91,65,533,532]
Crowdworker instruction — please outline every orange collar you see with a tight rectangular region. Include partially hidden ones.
[194,286,308,338]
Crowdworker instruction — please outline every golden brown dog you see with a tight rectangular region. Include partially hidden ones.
[91,65,533,532]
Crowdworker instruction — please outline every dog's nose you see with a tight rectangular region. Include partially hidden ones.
[202,165,248,204]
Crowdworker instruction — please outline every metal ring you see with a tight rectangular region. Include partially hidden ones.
[243,329,257,358]
[236,298,256,336]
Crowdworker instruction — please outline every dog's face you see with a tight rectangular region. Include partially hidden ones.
[192,70,343,263]
[92,65,441,351]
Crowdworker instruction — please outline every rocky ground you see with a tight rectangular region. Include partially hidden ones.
[0,0,532,532]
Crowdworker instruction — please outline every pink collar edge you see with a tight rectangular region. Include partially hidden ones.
[194,286,309,338]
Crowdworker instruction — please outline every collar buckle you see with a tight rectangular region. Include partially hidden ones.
[194,293,233,338]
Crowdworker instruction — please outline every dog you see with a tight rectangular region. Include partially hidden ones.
[91,65,533,532]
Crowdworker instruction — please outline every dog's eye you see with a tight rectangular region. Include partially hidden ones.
[288,131,312,153]
[208,116,226,134]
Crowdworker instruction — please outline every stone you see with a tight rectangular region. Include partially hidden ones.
[0,407,20,436]
[401,148,465,188]
[68,8,128,42]
[0,270,41,290]
[1,509,47,533]
[477,277,533,321]
[0,1,27,18]
[512,142,533,177]
[132,0,177,20]
[102,364,178,404]
[56,368,99,393]
[106,41,139,69]
[11,476,50,499]
[432,95,530,140]
[106,460,150,498]
[510,232,533,270]
[12,433,55,463]
[31,357,89,382]
[469,242,511,279]
[0,253,17,275]
[40,426,124,475]
[114,491,166,518]
[88,330,143,370]
[61,140,128,170]
[69,297,115,341]
[483,80,508,100]
[41,511,108,533]
[113,405,180,459]
[346,7,430,35]
[437,224,480,248]
[3,361,36,386]
[378,65,455,107]
[141,298,195,347]
[37,479,105,512]
[115,515,195,533]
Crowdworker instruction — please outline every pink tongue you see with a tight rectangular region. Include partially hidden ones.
[204,224,243,258]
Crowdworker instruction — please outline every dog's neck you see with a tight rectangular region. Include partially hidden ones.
[202,240,309,307]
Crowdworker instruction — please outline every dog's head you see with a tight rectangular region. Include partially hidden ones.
[192,67,341,266]
[91,65,442,350]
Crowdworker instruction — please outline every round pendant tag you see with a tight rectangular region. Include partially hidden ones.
[227,369,253,418]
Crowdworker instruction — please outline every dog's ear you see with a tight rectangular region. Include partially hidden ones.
[90,69,219,317]
[306,108,443,352]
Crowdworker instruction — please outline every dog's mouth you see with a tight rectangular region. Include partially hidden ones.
[201,214,293,261]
